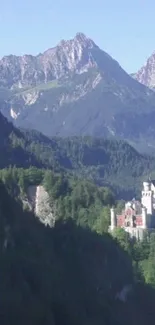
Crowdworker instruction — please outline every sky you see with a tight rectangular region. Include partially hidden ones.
[0,0,155,73]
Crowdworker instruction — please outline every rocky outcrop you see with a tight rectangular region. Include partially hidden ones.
[23,185,56,227]
[134,52,155,89]
[35,185,55,227]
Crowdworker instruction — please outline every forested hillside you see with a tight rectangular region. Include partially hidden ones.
[1,106,155,199]
[0,112,40,168]
[1,179,155,325]
[21,131,155,199]
[0,167,114,232]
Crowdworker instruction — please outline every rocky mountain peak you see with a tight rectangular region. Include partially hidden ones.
[57,33,96,50]
[75,32,88,40]
[134,52,155,89]
[1,33,155,153]
[0,33,99,88]
[74,32,96,48]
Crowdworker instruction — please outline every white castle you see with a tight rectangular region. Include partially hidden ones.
[110,180,155,239]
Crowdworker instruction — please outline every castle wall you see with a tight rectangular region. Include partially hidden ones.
[136,216,143,226]
[117,215,125,227]
[116,213,143,228]
[124,227,144,240]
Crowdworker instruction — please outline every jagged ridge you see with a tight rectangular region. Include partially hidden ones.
[134,52,155,89]
[1,33,155,152]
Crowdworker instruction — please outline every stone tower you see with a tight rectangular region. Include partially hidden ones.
[110,207,116,231]
[142,206,147,229]
[141,181,153,215]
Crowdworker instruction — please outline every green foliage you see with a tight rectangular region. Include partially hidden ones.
[93,206,110,234]
[43,170,114,230]
[0,166,114,232]
[0,167,44,195]
[112,227,132,254]
[140,233,155,287]
[112,227,155,289]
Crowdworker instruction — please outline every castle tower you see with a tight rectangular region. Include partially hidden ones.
[142,207,147,229]
[110,208,116,231]
[141,181,153,215]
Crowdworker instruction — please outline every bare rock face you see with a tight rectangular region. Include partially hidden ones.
[0,55,44,88]
[0,32,132,90]
[24,185,56,227]
[0,33,98,89]
[35,186,55,227]
[39,32,98,80]
[134,52,155,89]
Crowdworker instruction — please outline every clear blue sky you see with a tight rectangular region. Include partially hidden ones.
[0,0,155,72]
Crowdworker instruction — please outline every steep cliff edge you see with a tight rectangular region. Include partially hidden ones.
[23,185,56,227]
[35,185,55,227]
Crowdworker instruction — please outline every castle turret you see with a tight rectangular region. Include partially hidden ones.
[142,207,147,229]
[141,181,153,215]
[143,181,150,192]
[110,207,116,231]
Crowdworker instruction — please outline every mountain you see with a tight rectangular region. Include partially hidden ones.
[1,33,155,151]
[134,52,155,89]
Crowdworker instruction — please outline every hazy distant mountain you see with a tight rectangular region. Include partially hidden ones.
[1,33,155,151]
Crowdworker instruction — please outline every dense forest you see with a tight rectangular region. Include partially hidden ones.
[0,167,114,232]
[1,108,155,199]
[1,165,155,289]
[1,179,155,325]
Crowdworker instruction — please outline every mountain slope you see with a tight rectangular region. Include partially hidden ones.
[0,111,41,168]
[0,110,154,199]
[134,52,155,89]
[1,34,155,150]
[11,128,155,199]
